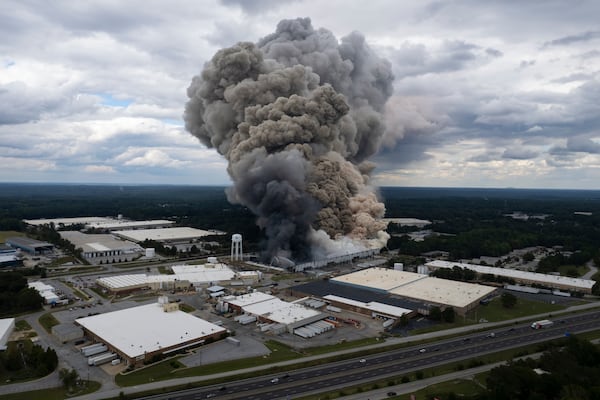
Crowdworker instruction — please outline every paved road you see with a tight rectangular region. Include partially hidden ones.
[583,260,598,280]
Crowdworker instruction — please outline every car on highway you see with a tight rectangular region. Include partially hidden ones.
[271,378,279,383]
[419,348,426,353]
[359,358,367,363]
[387,391,397,397]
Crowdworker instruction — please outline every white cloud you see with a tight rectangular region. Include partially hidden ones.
[0,1,599,188]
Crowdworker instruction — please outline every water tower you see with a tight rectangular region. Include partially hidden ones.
[231,234,243,261]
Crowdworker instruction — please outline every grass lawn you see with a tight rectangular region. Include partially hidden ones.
[395,378,484,399]
[465,295,564,323]
[0,381,100,400]
[557,264,589,278]
[116,340,301,386]
[38,313,59,333]
[0,231,24,242]
[14,320,32,331]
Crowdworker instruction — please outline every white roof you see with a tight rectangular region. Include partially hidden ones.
[96,274,149,289]
[23,217,114,226]
[171,263,235,284]
[76,302,226,359]
[0,318,15,346]
[225,291,274,307]
[426,260,596,290]
[59,231,142,253]
[382,218,432,226]
[323,295,412,318]
[86,220,174,230]
[390,277,496,308]
[331,267,427,291]
[28,281,55,293]
[228,293,322,325]
[95,264,236,290]
[114,227,219,242]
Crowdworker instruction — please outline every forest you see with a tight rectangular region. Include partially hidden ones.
[1,184,600,267]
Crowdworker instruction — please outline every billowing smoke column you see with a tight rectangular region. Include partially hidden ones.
[184,18,393,261]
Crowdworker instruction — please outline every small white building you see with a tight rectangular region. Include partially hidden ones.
[0,318,15,350]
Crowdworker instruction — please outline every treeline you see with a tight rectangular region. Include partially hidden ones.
[425,336,600,400]
[0,184,263,250]
[1,340,57,380]
[0,272,43,316]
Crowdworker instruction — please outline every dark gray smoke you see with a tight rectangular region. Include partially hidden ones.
[184,18,393,261]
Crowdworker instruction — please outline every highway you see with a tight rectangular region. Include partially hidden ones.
[139,310,600,400]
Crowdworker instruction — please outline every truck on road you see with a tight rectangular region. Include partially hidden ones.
[531,319,554,329]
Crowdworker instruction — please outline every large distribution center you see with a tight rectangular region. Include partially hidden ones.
[330,267,497,315]
[425,260,596,294]
[76,300,227,366]
[113,227,223,243]
[59,231,144,264]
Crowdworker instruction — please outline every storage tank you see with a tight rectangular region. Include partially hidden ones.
[417,265,429,275]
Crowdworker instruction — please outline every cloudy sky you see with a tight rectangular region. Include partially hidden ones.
[1,0,599,189]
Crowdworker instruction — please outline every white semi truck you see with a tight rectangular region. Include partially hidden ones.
[531,319,554,329]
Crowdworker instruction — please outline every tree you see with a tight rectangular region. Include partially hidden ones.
[501,292,517,308]
[429,306,442,321]
[442,307,455,323]
[59,368,79,392]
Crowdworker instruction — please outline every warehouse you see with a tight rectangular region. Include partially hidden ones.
[23,216,113,227]
[6,237,53,255]
[322,295,414,319]
[75,299,227,366]
[85,219,174,231]
[96,274,192,295]
[425,260,596,294]
[329,267,497,315]
[28,281,60,304]
[223,292,325,332]
[59,231,144,264]
[171,263,236,286]
[113,227,223,243]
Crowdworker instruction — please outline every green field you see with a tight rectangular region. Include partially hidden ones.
[0,231,24,243]
[38,313,59,333]
[467,295,565,323]
[0,381,100,400]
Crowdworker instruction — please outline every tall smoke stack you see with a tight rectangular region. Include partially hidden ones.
[184,17,393,261]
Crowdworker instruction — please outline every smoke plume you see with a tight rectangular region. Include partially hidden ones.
[185,17,393,261]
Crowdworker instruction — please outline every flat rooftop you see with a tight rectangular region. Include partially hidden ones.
[86,219,174,230]
[389,277,496,308]
[171,263,236,284]
[59,231,142,253]
[114,227,221,242]
[224,291,274,308]
[323,294,412,318]
[76,302,226,359]
[382,218,432,226]
[96,274,149,289]
[23,217,114,226]
[331,267,427,291]
[426,260,596,290]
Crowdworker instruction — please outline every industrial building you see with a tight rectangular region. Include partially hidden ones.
[23,216,175,231]
[113,227,224,244]
[330,267,497,315]
[96,274,191,295]
[322,295,414,319]
[59,231,144,265]
[0,244,20,268]
[75,299,227,366]
[95,261,258,295]
[222,292,325,333]
[28,281,61,305]
[6,237,53,255]
[0,318,15,350]
[425,260,596,294]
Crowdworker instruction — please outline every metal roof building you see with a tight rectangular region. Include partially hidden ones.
[6,237,53,255]
[113,227,223,243]
[425,260,596,294]
[76,300,227,366]
[330,267,497,315]
[223,292,325,332]
[59,231,143,265]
